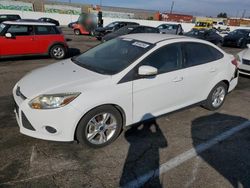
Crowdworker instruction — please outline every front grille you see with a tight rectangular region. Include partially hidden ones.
[239,68,250,74]
[16,86,27,100]
[21,112,35,131]
[242,59,250,66]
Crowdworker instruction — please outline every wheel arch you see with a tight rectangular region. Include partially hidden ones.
[47,42,66,55]
[74,103,127,140]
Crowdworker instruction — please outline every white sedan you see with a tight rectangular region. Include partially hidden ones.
[13,34,239,148]
[237,45,250,76]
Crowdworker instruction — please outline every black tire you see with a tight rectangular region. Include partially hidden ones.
[76,105,123,148]
[74,29,80,35]
[203,82,228,111]
[240,39,247,48]
[49,45,66,59]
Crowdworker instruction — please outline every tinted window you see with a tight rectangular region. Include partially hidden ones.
[183,42,223,67]
[144,27,159,33]
[140,43,181,74]
[7,25,33,36]
[35,26,57,35]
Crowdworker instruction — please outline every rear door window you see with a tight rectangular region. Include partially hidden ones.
[35,26,57,35]
[183,42,224,68]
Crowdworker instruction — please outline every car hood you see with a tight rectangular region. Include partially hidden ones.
[17,59,110,99]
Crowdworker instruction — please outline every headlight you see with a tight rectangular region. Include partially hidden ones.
[29,92,80,109]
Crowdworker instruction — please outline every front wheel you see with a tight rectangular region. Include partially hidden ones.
[50,45,66,59]
[74,29,80,35]
[76,105,123,148]
[203,82,227,111]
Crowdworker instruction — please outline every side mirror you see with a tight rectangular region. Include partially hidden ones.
[138,65,158,77]
[247,44,250,48]
[5,33,12,38]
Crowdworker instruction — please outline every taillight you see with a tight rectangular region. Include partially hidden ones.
[231,58,238,68]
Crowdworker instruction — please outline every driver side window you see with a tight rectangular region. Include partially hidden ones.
[140,43,182,74]
[7,25,33,36]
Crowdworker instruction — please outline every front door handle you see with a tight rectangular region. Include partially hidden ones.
[172,77,183,82]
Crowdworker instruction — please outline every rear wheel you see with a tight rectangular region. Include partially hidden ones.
[50,45,66,59]
[74,29,80,35]
[203,82,228,111]
[76,105,123,148]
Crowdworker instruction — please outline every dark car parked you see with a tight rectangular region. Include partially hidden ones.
[0,14,21,23]
[94,21,139,40]
[38,17,60,26]
[222,29,250,48]
[103,25,159,41]
[185,29,223,45]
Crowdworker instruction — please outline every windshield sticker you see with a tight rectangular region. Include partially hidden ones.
[132,42,150,48]
[122,38,133,41]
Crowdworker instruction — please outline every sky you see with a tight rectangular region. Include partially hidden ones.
[59,0,250,17]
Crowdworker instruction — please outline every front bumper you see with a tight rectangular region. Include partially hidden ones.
[239,64,250,76]
[13,86,82,142]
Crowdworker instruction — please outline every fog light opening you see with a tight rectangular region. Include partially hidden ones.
[45,126,57,134]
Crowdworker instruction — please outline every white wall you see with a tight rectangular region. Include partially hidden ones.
[0,9,248,32]
[0,9,79,25]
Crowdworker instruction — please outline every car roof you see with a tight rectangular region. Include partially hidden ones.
[0,14,20,16]
[120,33,186,44]
[2,21,55,26]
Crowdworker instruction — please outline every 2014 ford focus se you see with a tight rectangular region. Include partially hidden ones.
[13,34,239,148]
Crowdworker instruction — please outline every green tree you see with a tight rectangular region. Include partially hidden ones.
[217,12,227,18]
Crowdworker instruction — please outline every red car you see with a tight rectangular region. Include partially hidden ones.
[73,23,93,35]
[0,21,68,59]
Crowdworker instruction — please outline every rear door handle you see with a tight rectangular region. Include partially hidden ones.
[172,77,183,82]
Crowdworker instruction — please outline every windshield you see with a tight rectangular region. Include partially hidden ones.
[106,22,119,28]
[115,26,135,34]
[0,23,6,33]
[187,29,205,36]
[195,22,209,27]
[72,38,153,75]
[230,29,249,36]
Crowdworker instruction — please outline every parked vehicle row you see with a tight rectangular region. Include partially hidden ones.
[102,25,159,41]
[70,18,250,50]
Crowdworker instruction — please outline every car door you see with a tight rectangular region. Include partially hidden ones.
[132,43,185,122]
[34,25,58,54]
[179,42,224,105]
[1,24,37,56]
